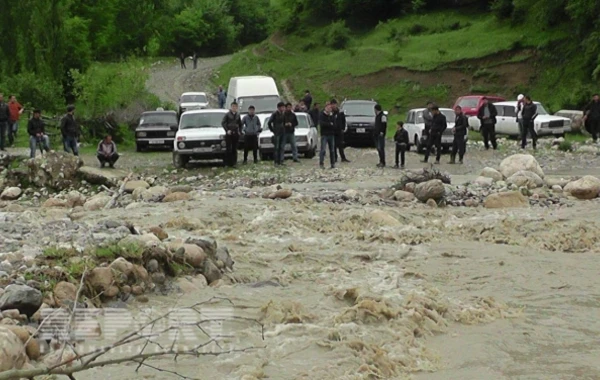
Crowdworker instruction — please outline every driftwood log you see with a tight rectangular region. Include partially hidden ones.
[394,168,451,190]
[104,172,133,209]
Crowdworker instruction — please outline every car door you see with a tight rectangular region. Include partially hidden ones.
[308,115,317,148]
[405,111,415,145]
[500,105,519,136]
[492,105,507,134]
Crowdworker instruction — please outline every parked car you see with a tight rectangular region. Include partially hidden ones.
[468,101,572,137]
[257,112,318,160]
[178,92,209,116]
[135,109,178,152]
[341,99,378,147]
[226,76,281,115]
[172,109,227,168]
[404,107,463,153]
[453,95,505,116]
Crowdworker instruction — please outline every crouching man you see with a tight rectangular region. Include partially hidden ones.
[97,135,119,168]
[27,109,50,158]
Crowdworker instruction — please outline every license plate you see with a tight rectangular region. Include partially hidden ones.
[149,140,164,144]
[193,147,212,153]
[442,137,453,143]
[357,128,366,133]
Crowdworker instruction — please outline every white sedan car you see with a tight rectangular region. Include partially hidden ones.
[178,92,209,116]
[172,109,227,168]
[404,108,462,153]
[468,101,571,137]
[257,112,318,160]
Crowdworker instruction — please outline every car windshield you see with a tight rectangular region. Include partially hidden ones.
[416,110,454,123]
[139,113,177,125]
[181,94,207,103]
[343,103,376,117]
[180,113,224,129]
[535,103,549,115]
[458,98,479,108]
[238,96,280,114]
[296,115,309,129]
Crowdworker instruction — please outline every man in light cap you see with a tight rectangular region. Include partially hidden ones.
[516,94,525,138]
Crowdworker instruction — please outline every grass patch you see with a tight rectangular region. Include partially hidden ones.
[564,133,588,143]
[92,243,144,261]
[558,140,573,152]
[43,246,79,260]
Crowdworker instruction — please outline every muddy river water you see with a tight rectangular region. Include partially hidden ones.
[61,159,600,380]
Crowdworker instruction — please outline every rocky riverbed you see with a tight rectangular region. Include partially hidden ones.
[1,143,600,379]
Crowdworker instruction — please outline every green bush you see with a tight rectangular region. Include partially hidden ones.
[407,23,428,35]
[558,140,573,152]
[0,73,64,114]
[326,21,351,50]
[491,0,514,19]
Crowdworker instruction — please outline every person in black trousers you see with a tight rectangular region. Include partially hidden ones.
[477,97,498,150]
[449,106,468,164]
[221,102,242,167]
[242,106,262,163]
[393,121,409,168]
[521,95,538,150]
[583,94,600,143]
[374,104,387,168]
[331,99,350,163]
[422,106,447,164]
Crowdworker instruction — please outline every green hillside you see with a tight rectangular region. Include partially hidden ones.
[216,10,593,129]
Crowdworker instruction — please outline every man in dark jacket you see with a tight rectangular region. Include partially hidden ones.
[268,102,286,166]
[60,105,80,156]
[241,106,262,164]
[423,106,447,164]
[319,103,336,169]
[477,97,498,150]
[221,102,242,167]
[97,135,119,168]
[27,109,50,158]
[584,94,600,143]
[303,90,313,110]
[449,106,468,164]
[331,99,350,163]
[394,121,409,168]
[283,102,299,163]
[423,101,434,134]
[309,103,320,127]
[374,104,387,168]
[521,95,538,150]
[0,94,9,151]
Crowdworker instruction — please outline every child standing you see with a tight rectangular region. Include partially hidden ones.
[394,121,409,168]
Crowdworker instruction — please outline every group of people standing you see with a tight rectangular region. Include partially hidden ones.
[179,53,199,70]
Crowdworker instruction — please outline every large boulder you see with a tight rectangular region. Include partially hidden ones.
[563,176,600,200]
[163,192,191,202]
[484,191,529,209]
[53,281,78,307]
[4,325,41,361]
[83,194,112,211]
[66,190,86,208]
[393,190,415,202]
[86,267,115,297]
[480,167,504,182]
[124,180,150,193]
[414,179,445,202]
[134,186,170,202]
[1,187,22,200]
[499,154,544,179]
[506,171,544,189]
[0,326,28,371]
[0,284,43,317]
[27,151,83,190]
[42,198,69,208]
[368,209,401,227]
[183,244,207,268]
[77,166,126,186]
[473,176,494,188]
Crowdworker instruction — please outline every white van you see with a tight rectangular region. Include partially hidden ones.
[226,76,281,114]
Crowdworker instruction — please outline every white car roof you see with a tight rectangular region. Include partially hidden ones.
[181,92,207,96]
[181,109,227,116]
[494,101,541,106]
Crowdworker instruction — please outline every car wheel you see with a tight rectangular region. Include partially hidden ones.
[415,135,423,154]
[172,152,188,168]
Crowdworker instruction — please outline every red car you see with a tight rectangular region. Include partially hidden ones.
[453,95,506,116]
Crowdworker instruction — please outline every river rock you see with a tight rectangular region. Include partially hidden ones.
[507,171,544,189]
[6,204,23,212]
[119,233,160,248]
[480,167,503,182]
[552,185,563,192]
[146,259,160,273]
[563,175,600,200]
[136,186,170,202]
[110,257,134,278]
[203,259,222,284]
[404,182,416,193]
[414,179,445,202]
[0,284,43,317]
[77,166,125,185]
[170,185,193,193]
[473,176,493,187]
[151,272,166,285]
[183,244,207,268]
[66,190,86,207]
[4,325,41,360]
[499,154,544,179]
[83,195,112,211]
[1,187,22,200]
[393,190,415,202]
[186,236,217,257]
[149,226,168,240]
[163,192,191,202]
[216,246,234,271]
[545,177,571,188]
[343,189,359,199]
[368,209,401,227]
[0,326,28,371]
[484,191,529,209]
[426,199,438,208]
[53,281,78,307]
[124,180,150,193]
[28,152,83,190]
[577,145,599,154]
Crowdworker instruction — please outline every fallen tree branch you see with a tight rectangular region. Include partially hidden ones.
[104,172,133,209]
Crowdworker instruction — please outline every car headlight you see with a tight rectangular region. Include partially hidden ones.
[178,142,186,149]
[221,141,226,147]
[167,132,175,137]
[137,132,147,137]
[540,122,549,128]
